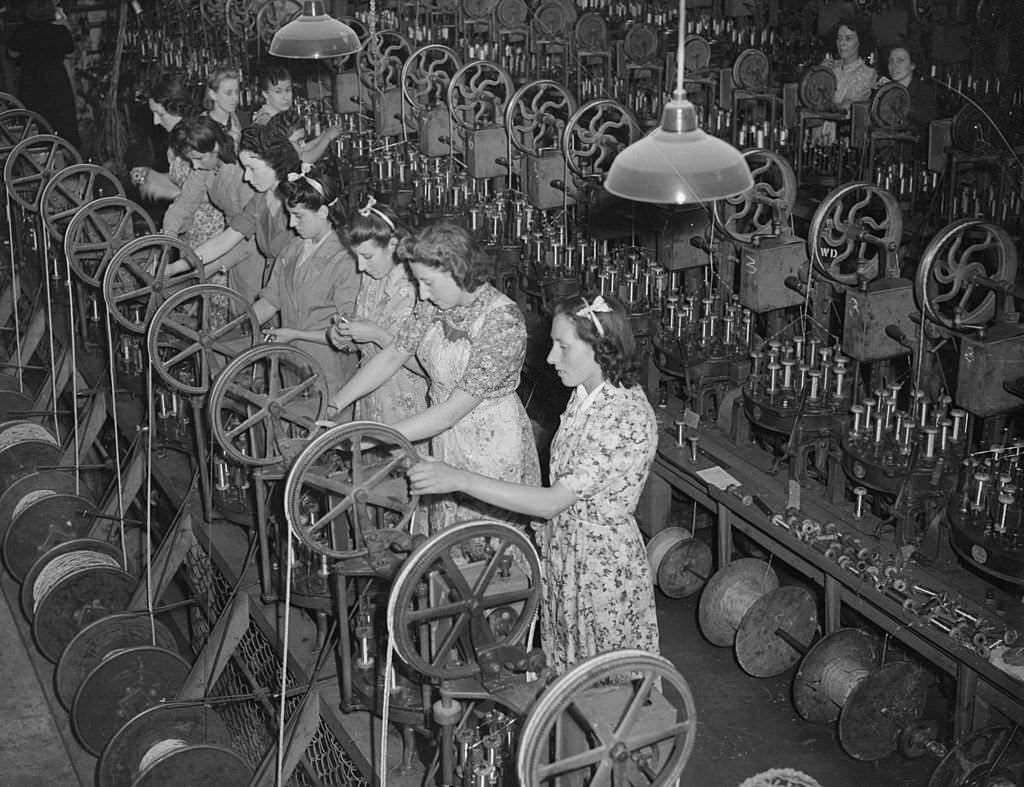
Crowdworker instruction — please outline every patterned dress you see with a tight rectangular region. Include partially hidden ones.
[354,264,427,424]
[541,381,660,675]
[395,284,540,533]
[167,154,226,249]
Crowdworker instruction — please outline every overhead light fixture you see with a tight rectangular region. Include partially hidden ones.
[269,0,362,59]
[604,0,753,204]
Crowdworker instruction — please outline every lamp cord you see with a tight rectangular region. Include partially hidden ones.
[676,0,686,96]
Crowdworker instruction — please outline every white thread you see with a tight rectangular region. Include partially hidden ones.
[138,738,189,773]
[0,422,58,452]
[12,489,58,522]
[33,550,118,612]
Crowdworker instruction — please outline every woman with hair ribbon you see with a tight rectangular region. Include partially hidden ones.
[251,163,360,395]
[407,293,661,674]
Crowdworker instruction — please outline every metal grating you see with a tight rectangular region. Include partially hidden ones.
[184,542,371,787]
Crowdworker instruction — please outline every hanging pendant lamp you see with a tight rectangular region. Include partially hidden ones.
[604,0,753,204]
[269,0,362,59]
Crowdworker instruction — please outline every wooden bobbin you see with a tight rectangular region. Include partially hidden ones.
[793,628,880,724]
[2,490,95,581]
[698,558,779,647]
[55,612,179,709]
[95,703,235,786]
[71,645,190,756]
[0,420,61,489]
[839,660,930,760]
[927,725,1024,787]
[648,527,713,599]
[30,540,135,661]
[0,469,80,541]
[735,585,818,678]
[132,744,253,787]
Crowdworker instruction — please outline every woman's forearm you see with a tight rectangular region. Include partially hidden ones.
[330,345,408,412]
[458,472,576,520]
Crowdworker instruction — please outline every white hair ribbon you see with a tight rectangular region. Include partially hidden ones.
[356,195,396,230]
[575,295,612,336]
[286,162,325,197]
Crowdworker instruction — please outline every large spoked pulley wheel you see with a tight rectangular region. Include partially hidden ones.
[357,30,413,91]
[0,108,53,165]
[39,163,123,243]
[147,284,259,396]
[870,82,911,130]
[388,520,541,680]
[915,218,1018,332]
[257,0,303,46]
[401,44,463,114]
[505,80,578,158]
[3,134,82,212]
[517,649,697,786]
[0,92,23,112]
[713,148,797,245]
[102,234,205,334]
[562,99,643,182]
[447,60,515,133]
[207,343,328,467]
[284,421,419,559]
[64,197,155,288]
[808,182,902,286]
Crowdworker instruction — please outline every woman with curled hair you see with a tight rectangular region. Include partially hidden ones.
[191,124,301,304]
[330,200,427,425]
[406,292,660,673]
[267,108,346,165]
[327,220,540,534]
[251,166,359,393]
[822,16,877,112]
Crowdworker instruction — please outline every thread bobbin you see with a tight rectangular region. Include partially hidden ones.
[698,558,780,647]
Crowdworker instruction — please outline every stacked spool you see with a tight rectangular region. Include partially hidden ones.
[698,558,779,646]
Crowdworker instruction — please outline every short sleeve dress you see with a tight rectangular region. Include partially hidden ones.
[395,283,540,532]
[541,381,660,675]
[354,264,427,424]
[166,153,226,248]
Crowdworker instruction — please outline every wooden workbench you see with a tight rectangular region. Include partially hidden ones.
[643,405,1024,742]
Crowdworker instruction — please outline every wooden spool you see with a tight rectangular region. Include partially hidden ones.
[839,660,930,760]
[95,703,235,786]
[20,536,120,620]
[132,744,253,787]
[647,526,713,599]
[792,628,880,724]
[927,725,1024,787]
[0,469,80,540]
[735,585,818,678]
[71,645,190,755]
[698,558,779,646]
[55,612,179,709]
[2,490,95,581]
[0,420,61,489]
[29,540,135,661]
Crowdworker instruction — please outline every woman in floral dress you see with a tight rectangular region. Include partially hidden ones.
[406,293,660,674]
[331,199,427,425]
[327,221,539,533]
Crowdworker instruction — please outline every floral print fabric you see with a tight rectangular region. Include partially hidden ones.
[354,265,427,424]
[541,381,661,675]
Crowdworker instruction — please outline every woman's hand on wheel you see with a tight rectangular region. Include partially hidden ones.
[407,458,464,495]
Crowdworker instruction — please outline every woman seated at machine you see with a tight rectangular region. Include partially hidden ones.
[251,65,294,126]
[406,293,660,675]
[822,17,877,113]
[326,221,540,534]
[878,43,938,129]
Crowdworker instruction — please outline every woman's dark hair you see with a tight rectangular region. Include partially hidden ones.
[278,165,345,227]
[832,16,875,61]
[884,42,923,71]
[169,115,236,162]
[553,293,641,388]
[398,221,490,292]
[24,0,56,21]
[258,65,292,93]
[237,124,300,183]
[267,109,304,139]
[148,73,199,119]
[341,200,410,248]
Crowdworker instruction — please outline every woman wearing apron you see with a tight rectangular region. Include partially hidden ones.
[327,221,539,533]
[406,293,660,675]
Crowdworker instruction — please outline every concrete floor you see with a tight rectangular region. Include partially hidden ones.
[0,566,942,787]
